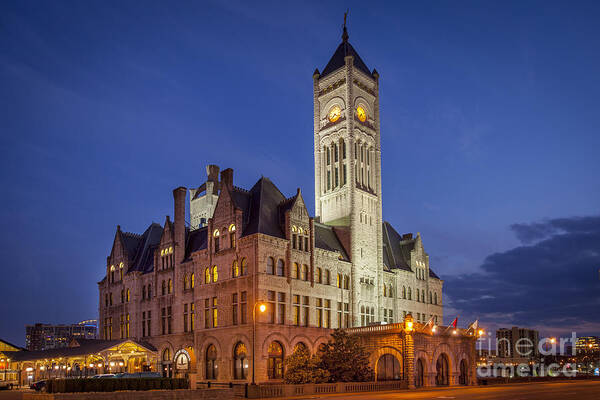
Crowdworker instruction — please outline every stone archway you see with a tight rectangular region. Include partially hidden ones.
[435,353,450,386]
[376,353,402,381]
[459,358,469,385]
[415,358,425,387]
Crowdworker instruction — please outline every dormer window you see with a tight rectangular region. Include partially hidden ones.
[119,262,124,281]
[160,247,173,270]
[229,224,236,248]
[110,265,115,283]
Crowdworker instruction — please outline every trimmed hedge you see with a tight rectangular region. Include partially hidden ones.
[46,378,188,393]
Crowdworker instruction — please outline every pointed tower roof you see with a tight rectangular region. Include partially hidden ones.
[321,25,371,78]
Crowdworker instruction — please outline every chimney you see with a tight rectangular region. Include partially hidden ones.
[220,168,233,191]
[172,186,187,263]
[206,165,220,183]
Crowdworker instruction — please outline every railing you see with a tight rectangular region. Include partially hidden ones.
[246,380,407,398]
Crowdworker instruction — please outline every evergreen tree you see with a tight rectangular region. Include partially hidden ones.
[284,346,330,384]
[319,329,374,382]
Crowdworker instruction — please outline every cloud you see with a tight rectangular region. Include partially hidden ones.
[444,215,600,336]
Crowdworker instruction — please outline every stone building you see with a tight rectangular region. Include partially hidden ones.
[98,24,448,384]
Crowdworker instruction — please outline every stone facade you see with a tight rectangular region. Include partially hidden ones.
[98,25,448,384]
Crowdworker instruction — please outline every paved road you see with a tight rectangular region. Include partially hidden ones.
[281,380,600,400]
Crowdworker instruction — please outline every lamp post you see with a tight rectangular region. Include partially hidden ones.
[252,301,266,385]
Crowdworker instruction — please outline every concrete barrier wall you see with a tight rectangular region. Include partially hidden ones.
[246,381,407,398]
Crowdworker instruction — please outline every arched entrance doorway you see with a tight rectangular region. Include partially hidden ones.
[267,341,284,379]
[376,354,401,381]
[174,349,190,379]
[233,342,248,380]
[415,358,425,387]
[459,359,468,385]
[436,353,450,386]
[206,345,218,380]
[161,348,172,378]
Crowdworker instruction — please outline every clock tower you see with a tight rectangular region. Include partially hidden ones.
[313,24,384,326]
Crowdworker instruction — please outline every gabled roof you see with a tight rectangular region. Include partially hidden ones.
[241,177,287,239]
[314,223,350,261]
[321,27,372,78]
[382,221,442,280]
[0,338,24,352]
[125,223,163,274]
[185,226,208,260]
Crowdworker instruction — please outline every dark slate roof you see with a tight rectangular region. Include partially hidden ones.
[314,223,350,261]
[241,177,287,239]
[3,339,156,362]
[185,226,208,260]
[124,223,163,274]
[382,221,442,280]
[321,28,372,78]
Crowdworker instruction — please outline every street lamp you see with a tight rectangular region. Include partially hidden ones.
[252,301,267,385]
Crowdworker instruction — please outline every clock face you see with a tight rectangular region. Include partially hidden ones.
[356,106,367,122]
[328,105,341,123]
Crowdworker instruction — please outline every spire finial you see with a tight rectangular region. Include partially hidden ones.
[342,9,349,42]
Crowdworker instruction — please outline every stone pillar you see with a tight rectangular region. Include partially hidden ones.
[404,332,415,389]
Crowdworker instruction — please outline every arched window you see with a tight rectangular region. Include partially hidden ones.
[293,263,299,279]
[184,274,189,290]
[110,265,115,283]
[229,224,236,248]
[325,269,331,285]
[416,288,420,302]
[121,289,124,303]
[213,230,220,253]
[162,348,171,362]
[422,291,426,303]
[276,259,284,276]
[336,273,341,288]
[383,284,387,297]
[206,345,218,380]
[241,258,248,276]
[232,260,239,278]
[293,342,308,354]
[434,292,438,305]
[168,279,172,294]
[161,280,166,296]
[147,284,151,298]
[119,262,124,281]
[302,265,308,281]
[212,266,218,282]
[344,275,349,290]
[142,285,146,300]
[233,342,248,380]
[126,289,130,302]
[205,267,211,284]
[267,341,284,379]
[429,292,433,304]
[408,287,412,300]
[388,285,393,297]
[316,267,322,283]
[267,257,275,275]
[191,273,195,289]
[402,286,406,299]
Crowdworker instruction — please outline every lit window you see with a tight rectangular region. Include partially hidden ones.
[191,273,195,289]
[205,268,211,284]
[168,279,172,294]
[212,266,218,282]
[241,258,248,276]
[232,260,239,278]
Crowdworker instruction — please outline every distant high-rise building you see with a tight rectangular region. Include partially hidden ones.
[25,320,97,351]
[576,336,600,354]
[496,326,540,359]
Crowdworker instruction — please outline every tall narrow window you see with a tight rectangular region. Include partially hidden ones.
[212,297,218,327]
[293,295,300,326]
[316,299,323,328]
[302,296,309,327]
[267,257,275,275]
[293,263,299,279]
[232,260,239,278]
[168,279,172,294]
[183,304,189,332]
[204,299,210,329]
[212,266,218,282]
[241,291,247,324]
[276,259,284,276]
[191,273,195,289]
[316,267,322,283]
[241,258,248,276]
[167,306,172,334]
[213,230,220,253]
[229,224,236,248]
[232,293,238,325]
[147,310,151,336]
[277,292,285,325]
[190,303,195,331]
[205,267,211,284]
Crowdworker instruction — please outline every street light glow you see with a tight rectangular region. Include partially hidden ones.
[259,304,266,313]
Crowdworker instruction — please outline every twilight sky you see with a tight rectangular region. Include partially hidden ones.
[1,0,599,346]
